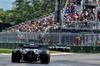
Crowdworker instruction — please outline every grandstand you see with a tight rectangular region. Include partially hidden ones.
[1,0,100,46]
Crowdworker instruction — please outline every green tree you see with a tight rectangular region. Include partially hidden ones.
[0,0,67,25]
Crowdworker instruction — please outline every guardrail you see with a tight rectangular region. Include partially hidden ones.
[0,42,53,49]
[0,42,100,53]
[70,46,100,53]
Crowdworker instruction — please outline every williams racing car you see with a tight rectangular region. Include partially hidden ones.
[11,44,50,64]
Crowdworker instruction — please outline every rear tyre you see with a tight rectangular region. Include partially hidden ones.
[11,49,21,62]
[40,50,50,64]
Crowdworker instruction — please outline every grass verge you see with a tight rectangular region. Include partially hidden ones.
[50,51,64,54]
[0,49,12,53]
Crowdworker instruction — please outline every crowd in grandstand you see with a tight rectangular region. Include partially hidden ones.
[6,16,59,33]
[4,9,65,33]
[63,0,95,21]
[3,0,97,32]
[62,0,95,28]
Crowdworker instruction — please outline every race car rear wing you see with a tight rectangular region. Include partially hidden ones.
[19,44,42,49]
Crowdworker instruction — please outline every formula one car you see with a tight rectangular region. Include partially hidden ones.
[11,44,50,64]
[48,45,69,52]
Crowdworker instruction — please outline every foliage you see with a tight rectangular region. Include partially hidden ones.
[0,0,66,25]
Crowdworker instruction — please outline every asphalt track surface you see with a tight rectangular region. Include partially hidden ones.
[0,53,100,66]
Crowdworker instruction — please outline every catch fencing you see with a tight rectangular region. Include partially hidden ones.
[0,32,100,46]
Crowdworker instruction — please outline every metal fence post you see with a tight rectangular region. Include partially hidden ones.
[69,34,70,46]
[59,33,61,45]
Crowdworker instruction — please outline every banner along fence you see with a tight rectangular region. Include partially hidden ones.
[0,43,53,49]
[69,46,100,53]
[0,42,100,53]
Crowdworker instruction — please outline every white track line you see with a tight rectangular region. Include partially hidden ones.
[0,53,11,55]
[0,53,74,55]
[51,53,74,55]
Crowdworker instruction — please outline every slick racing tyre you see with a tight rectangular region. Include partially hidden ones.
[11,49,21,62]
[40,50,50,64]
